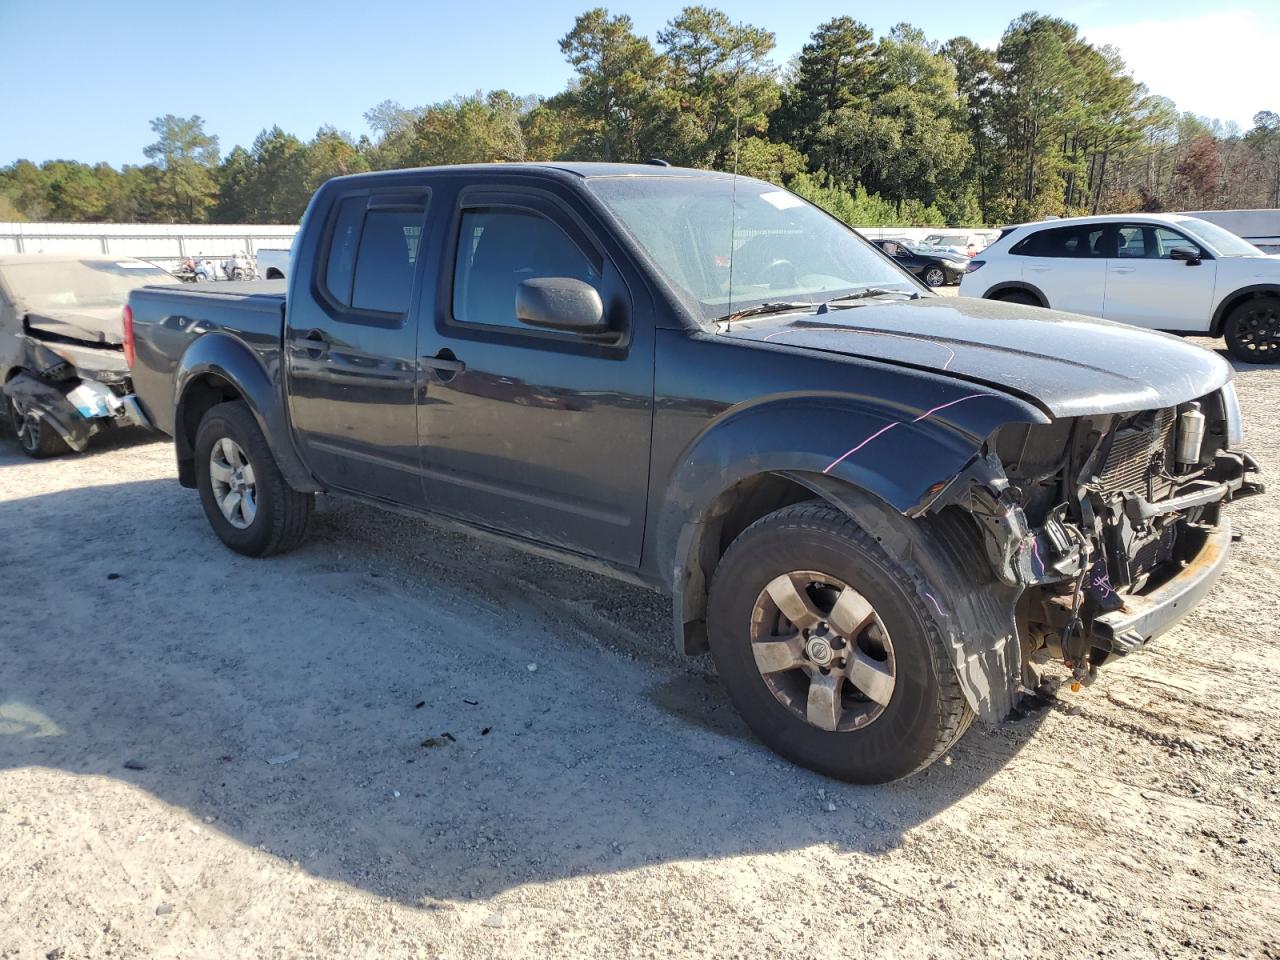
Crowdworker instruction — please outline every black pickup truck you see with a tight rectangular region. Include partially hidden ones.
[125,163,1262,783]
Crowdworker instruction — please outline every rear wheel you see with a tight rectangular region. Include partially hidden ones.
[1224,295,1280,364]
[194,401,313,556]
[707,502,973,783]
[6,395,69,458]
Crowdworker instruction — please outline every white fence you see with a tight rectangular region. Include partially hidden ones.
[0,222,298,270]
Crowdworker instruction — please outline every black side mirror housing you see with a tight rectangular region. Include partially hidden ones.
[516,277,608,333]
[1169,246,1202,265]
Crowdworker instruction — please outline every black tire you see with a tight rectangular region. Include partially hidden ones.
[707,502,972,783]
[923,264,947,287]
[194,401,313,556]
[993,289,1040,307]
[1223,295,1280,364]
[6,395,69,459]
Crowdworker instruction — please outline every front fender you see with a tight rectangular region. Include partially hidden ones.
[658,387,1046,590]
[174,332,317,492]
[660,388,1045,719]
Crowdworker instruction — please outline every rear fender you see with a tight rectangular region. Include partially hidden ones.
[173,332,317,492]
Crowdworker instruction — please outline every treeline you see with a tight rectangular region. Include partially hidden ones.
[5,8,1280,228]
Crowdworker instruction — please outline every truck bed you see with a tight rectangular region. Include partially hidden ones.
[127,280,289,437]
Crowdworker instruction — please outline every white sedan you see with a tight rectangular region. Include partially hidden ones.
[959,213,1280,363]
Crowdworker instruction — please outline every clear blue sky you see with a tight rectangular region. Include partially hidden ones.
[2,0,1275,167]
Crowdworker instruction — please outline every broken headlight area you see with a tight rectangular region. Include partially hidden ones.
[935,386,1262,691]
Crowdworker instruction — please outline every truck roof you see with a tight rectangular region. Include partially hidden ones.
[329,161,738,186]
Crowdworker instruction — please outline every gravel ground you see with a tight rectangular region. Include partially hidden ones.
[1,337,1277,960]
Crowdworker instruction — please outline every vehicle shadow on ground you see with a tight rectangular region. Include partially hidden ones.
[0,475,1050,907]
[0,424,160,467]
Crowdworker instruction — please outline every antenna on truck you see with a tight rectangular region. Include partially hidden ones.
[725,62,742,332]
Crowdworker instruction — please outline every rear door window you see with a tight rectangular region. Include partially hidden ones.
[322,195,427,319]
[351,210,422,314]
[1011,224,1108,258]
[324,197,365,305]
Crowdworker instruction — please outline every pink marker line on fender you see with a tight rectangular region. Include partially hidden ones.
[822,393,992,475]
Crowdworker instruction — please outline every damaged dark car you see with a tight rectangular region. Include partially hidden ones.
[1,255,160,456]
[123,164,1263,783]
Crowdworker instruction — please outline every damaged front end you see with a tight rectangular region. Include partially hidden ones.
[3,318,150,453]
[928,382,1262,712]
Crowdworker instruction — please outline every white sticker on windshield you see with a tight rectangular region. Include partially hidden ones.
[115,261,154,269]
[759,190,805,210]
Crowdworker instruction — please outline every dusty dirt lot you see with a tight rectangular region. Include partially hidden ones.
[1,340,1278,960]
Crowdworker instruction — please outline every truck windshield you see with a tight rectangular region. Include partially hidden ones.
[0,259,172,311]
[587,176,918,323]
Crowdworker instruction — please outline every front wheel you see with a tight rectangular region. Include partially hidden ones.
[707,502,972,783]
[923,265,947,287]
[1224,295,1280,364]
[194,401,313,556]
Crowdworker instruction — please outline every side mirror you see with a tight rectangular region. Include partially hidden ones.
[516,277,607,333]
[1169,246,1202,265]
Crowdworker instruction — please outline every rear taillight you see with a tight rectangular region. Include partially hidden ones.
[966,259,985,273]
[122,304,135,368]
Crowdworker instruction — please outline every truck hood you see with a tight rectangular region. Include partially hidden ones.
[24,305,124,346]
[723,296,1232,418]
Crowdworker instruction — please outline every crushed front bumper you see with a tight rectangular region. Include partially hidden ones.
[1089,519,1234,655]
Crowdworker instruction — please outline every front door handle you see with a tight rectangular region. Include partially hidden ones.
[1111,266,1136,274]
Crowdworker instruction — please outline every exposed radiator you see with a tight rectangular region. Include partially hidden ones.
[1097,409,1176,495]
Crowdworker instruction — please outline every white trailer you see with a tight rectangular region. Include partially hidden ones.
[1181,210,1280,254]
[0,222,299,273]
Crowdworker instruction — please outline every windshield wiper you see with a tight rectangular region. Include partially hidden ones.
[715,301,816,324]
[820,288,919,310]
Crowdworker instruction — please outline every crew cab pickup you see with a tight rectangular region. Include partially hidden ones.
[125,163,1262,783]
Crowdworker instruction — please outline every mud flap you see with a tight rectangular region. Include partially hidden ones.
[2,373,94,452]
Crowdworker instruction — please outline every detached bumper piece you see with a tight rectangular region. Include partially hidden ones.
[1090,519,1234,656]
[2,373,149,452]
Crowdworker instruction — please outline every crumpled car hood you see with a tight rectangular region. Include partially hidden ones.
[723,296,1233,418]
[23,304,124,346]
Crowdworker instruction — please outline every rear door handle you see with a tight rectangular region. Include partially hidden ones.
[422,356,465,373]
[422,351,465,381]
[1111,267,1135,274]
[296,329,330,357]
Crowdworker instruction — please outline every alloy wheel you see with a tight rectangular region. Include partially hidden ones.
[8,397,42,454]
[749,570,896,732]
[209,436,258,529]
[1232,303,1280,361]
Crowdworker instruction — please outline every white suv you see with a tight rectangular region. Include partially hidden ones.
[959,213,1280,363]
